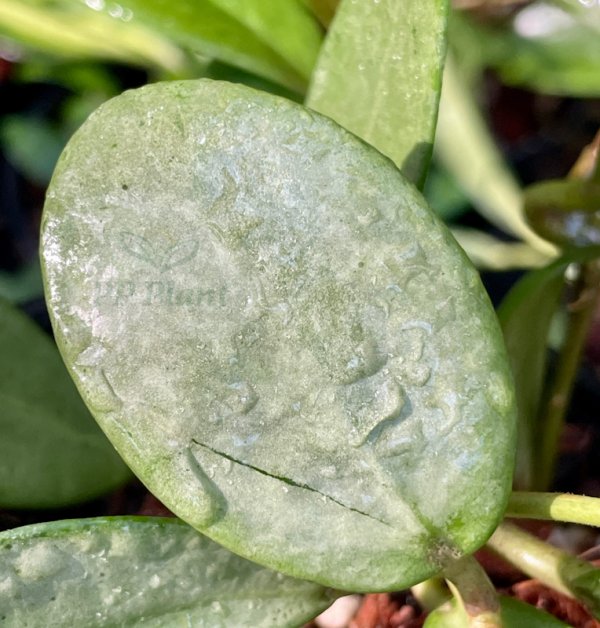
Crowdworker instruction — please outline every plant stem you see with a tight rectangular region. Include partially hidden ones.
[411,577,451,613]
[486,522,600,618]
[508,492,600,527]
[442,556,502,627]
[537,260,600,490]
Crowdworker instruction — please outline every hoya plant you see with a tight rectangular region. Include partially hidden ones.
[2,1,600,626]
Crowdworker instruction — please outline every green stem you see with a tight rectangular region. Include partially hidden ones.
[537,261,600,490]
[508,492,600,527]
[442,556,502,627]
[486,522,600,618]
[411,577,451,613]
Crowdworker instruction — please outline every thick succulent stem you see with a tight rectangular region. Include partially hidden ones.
[508,492,600,527]
[442,555,502,627]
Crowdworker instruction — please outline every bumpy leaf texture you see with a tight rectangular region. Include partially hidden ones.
[41,80,516,591]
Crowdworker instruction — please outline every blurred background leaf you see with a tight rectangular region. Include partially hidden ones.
[0,298,131,509]
[435,55,557,258]
[0,0,324,92]
[0,0,187,74]
[525,179,600,249]
[449,3,600,97]
[207,0,323,81]
[498,247,600,490]
[1,115,64,185]
[0,259,42,303]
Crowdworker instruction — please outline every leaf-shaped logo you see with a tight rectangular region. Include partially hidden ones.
[117,231,159,269]
[160,239,199,272]
[116,231,199,272]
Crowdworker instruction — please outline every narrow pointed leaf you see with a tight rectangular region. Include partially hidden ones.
[498,248,600,489]
[95,0,308,91]
[306,0,449,187]
[0,517,335,627]
[41,80,516,591]
[451,228,549,271]
[1,0,307,92]
[0,0,185,73]
[207,0,323,80]
[0,299,130,508]
[435,57,556,258]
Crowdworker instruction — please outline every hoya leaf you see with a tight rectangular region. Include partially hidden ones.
[306,0,449,188]
[0,0,185,74]
[424,596,569,628]
[0,260,43,303]
[207,0,323,81]
[498,261,568,490]
[300,0,338,27]
[0,0,308,92]
[435,57,556,258]
[448,8,600,98]
[0,517,335,627]
[0,115,65,186]
[497,248,600,489]
[524,179,600,250]
[41,80,516,591]
[93,0,308,92]
[451,228,550,271]
[0,299,130,508]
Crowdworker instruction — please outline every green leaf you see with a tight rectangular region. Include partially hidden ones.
[100,0,309,91]
[451,228,550,271]
[435,56,556,259]
[41,79,516,591]
[0,299,130,508]
[306,0,449,187]
[449,7,600,97]
[0,0,311,91]
[1,116,65,186]
[300,0,339,27]
[204,60,302,103]
[497,248,600,489]
[498,261,568,490]
[423,163,471,222]
[0,517,335,627]
[424,596,570,628]
[0,260,43,303]
[524,179,600,250]
[0,0,186,74]
[207,0,323,81]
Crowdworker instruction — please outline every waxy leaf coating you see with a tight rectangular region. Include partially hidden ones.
[0,517,334,626]
[41,80,516,591]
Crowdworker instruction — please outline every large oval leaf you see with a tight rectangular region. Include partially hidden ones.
[41,80,516,591]
[0,517,334,626]
[0,298,130,508]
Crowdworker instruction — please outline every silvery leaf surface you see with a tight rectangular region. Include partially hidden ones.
[41,80,516,591]
[0,517,334,627]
